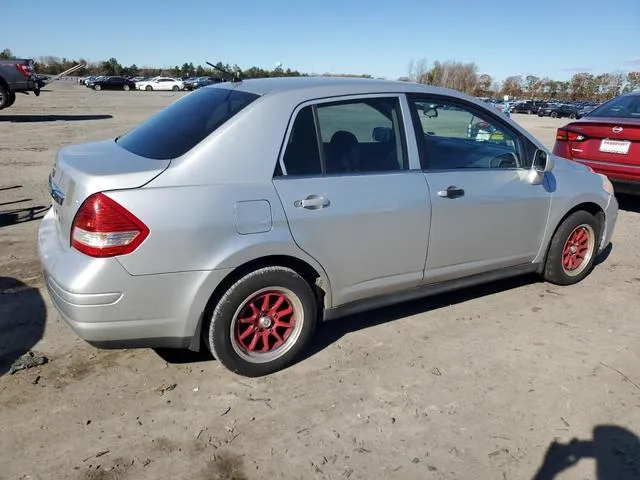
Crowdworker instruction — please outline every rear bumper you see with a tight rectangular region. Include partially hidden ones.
[572,157,640,188]
[8,78,40,93]
[37,209,230,350]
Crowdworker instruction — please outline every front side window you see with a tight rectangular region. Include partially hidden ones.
[410,98,524,170]
[281,97,408,176]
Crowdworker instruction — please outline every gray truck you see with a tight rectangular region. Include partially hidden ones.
[0,58,41,110]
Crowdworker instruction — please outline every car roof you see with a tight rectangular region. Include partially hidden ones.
[212,76,468,99]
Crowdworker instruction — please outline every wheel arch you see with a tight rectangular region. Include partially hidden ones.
[187,254,330,352]
[536,200,606,270]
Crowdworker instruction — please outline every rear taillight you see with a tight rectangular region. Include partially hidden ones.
[556,128,587,142]
[71,193,149,258]
[16,64,33,77]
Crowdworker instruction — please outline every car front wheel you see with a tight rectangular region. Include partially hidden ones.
[207,266,318,377]
[542,210,600,285]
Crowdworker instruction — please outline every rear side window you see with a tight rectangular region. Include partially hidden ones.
[281,97,407,176]
[116,88,260,160]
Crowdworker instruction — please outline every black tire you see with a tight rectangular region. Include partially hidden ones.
[207,266,318,377]
[569,113,577,119]
[94,84,101,91]
[0,85,10,110]
[542,210,601,286]
[172,85,179,91]
[551,111,558,118]
[5,91,16,108]
[145,85,152,91]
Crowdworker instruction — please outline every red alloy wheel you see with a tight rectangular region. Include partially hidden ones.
[561,225,595,276]
[232,289,300,358]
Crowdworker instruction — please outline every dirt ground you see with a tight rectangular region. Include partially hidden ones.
[1,81,639,480]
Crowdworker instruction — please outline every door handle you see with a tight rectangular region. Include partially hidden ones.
[294,195,330,210]
[437,185,465,199]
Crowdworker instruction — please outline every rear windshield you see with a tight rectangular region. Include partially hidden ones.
[116,87,260,160]
[588,95,640,119]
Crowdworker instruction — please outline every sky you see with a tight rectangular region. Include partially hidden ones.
[3,0,640,81]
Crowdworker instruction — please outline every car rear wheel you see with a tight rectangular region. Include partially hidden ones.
[5,91,16,109]
[123,84,130,91]
[0,85,8,110]
[145,85,153,91]
[207,266,318,377]
[569,113,577,119]
[550,111,558,118]
[542,210,600,285]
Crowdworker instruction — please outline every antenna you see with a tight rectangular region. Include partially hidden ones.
[206,61,242,83]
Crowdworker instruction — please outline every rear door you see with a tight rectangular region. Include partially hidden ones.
[273,95,431,307]
[407,95,551,282]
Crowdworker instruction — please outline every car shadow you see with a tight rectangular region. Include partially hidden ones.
[595,242,613,266]
[0,114,113,123]
[301,274,540,363]
[153,347,213,364]
[616,194,640,213]
[0,205,49,228]
[0,277,47,376]
[531,425,640,479]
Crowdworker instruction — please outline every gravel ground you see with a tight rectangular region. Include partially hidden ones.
[1,81,639,480]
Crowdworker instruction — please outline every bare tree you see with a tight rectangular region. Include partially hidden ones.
[408,58,429,84]
[501,76,524,98]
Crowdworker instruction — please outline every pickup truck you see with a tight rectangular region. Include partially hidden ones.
[0,58,41,110]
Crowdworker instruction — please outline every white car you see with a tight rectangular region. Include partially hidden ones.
[136,77,184,91]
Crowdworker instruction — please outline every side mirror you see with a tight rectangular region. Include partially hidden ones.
[527,149,554,185]
[533,149,554,172]
[422,105,438,118]
[372,126,393,142]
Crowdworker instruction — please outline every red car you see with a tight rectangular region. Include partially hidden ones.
[553,91,640,194]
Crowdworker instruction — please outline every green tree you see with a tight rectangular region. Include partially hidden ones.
[101,57,122,76]
[0,48,14,59]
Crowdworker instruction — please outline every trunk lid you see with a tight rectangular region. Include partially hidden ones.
[49,139,170,246]
[564,118,640,166]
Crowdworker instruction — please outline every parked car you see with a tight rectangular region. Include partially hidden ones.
[538,103,580,119]
[39,77,618,377]
[185,76,224,90]
[553,91,640,194]
[136,76,184,91]
[511,101,547,114]
[86,76,137,91]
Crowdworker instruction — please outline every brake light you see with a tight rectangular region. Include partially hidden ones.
[71,193,149,258]
[16,64,33,77]
[556,128,587,142]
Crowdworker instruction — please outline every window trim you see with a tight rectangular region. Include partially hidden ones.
[276,93,412,179]
[406,93,533,171]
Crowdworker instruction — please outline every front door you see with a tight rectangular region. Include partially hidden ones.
[408,96,551,282]
[273,96,431,306]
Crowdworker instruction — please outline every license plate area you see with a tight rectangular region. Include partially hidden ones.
[599,139,631,155]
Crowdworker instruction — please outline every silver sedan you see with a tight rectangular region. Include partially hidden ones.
[38,77,618,376]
